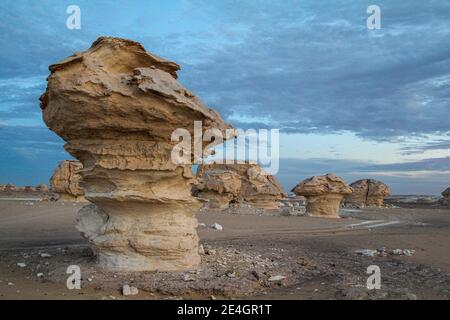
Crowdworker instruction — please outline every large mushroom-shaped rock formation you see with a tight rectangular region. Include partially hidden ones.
[50,160,85,201]
[291,174,352,218]
[441,187,450,205]
[196,161,286,209]
[40,37,232,271]
[345,179,390,208]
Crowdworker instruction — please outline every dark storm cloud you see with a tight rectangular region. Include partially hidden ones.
[179,0,450,140]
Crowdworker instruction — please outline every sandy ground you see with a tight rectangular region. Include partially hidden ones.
[0,196,449,300]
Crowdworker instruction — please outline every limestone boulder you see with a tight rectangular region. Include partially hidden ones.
[345,179,390,208]
[40,37,232,271]
[291,174,352,218]
[50,160,85,201]
[196,161,286,209]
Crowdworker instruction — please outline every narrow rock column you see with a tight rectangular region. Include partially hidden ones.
[40,37,232,271]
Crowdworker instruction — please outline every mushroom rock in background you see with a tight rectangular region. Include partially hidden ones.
[291,173,352,218]
[196,161,286,210]
[345,179,391,208]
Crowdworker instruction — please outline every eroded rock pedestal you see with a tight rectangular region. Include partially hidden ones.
[291,174,352,218]
[40,37,231,271]
[195,161,286,209]
[345,179,390,208]
[50,160,85,201]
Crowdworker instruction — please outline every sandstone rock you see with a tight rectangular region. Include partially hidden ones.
[291,174,352,218]
[40,37,232,271]
[36,184,49,192]
[345,179,390,208]
[50,160,85,201]
[194,169,241,209]
[196,161,286,209]
[441,187,450,205]
[4,184,16,191]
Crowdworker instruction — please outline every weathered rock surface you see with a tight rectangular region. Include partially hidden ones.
[291,174,352,218]
[40,37,232,271]
[345,179,390,208]
[4,184,16,191]
[441,187,450,205]
[50,160,85,201]
[194,169,242,209]
[195,161,286,209]
[36,184,49,192]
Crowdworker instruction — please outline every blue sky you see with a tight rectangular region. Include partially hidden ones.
[0,0,449,194]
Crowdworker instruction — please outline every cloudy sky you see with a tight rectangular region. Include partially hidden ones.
[0,0,449,194]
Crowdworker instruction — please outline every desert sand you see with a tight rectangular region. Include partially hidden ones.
[0,192,449,300]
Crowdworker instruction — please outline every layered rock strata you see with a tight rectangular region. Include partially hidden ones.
[291,174,352,218]
[50,160,85,201]
[40,37,232,271]
[196,161,286,209]
[345,179,390,208]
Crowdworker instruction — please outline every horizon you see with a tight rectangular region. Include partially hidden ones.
[1,0,449,195]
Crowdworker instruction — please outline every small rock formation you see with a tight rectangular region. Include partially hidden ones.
[24,186,36,192]
[40,37,232,271]
[4,184,16,192]
[441,187,450,205]
[36,184,49,192]
[50,160,85,201]
[195,161,286,209]
[194,169,242,209]
[0,184,5,191]
[345,179,390,208]
[291,174,352,218]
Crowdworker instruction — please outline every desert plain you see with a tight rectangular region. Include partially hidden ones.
[0,190,449,300]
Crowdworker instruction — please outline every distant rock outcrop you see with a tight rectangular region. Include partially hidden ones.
[4,184,16,192]
[196,161,286,209]
[50,160,85,201]
[194,169,242,209]
[441,187,450,205]
[345,179,391,208]
[36,184,49,192]
[291,173,352,218]
[41,37,232,271]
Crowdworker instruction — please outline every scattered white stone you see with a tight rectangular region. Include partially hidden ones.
[40,253,52,258]
[198,223,207,228]
[268,275,286,282]
[354,249,377,257]
[37,273,44,278]
[7,282,14,286]
[210,295,217,300]
[183,274,195,282]
[17,262,27,268]
[205,249,216,255]
[211,223,223,231]
[402,249,415,256]
[226,272,236,278]
[122,285,139,296]
[198,244,205,255]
